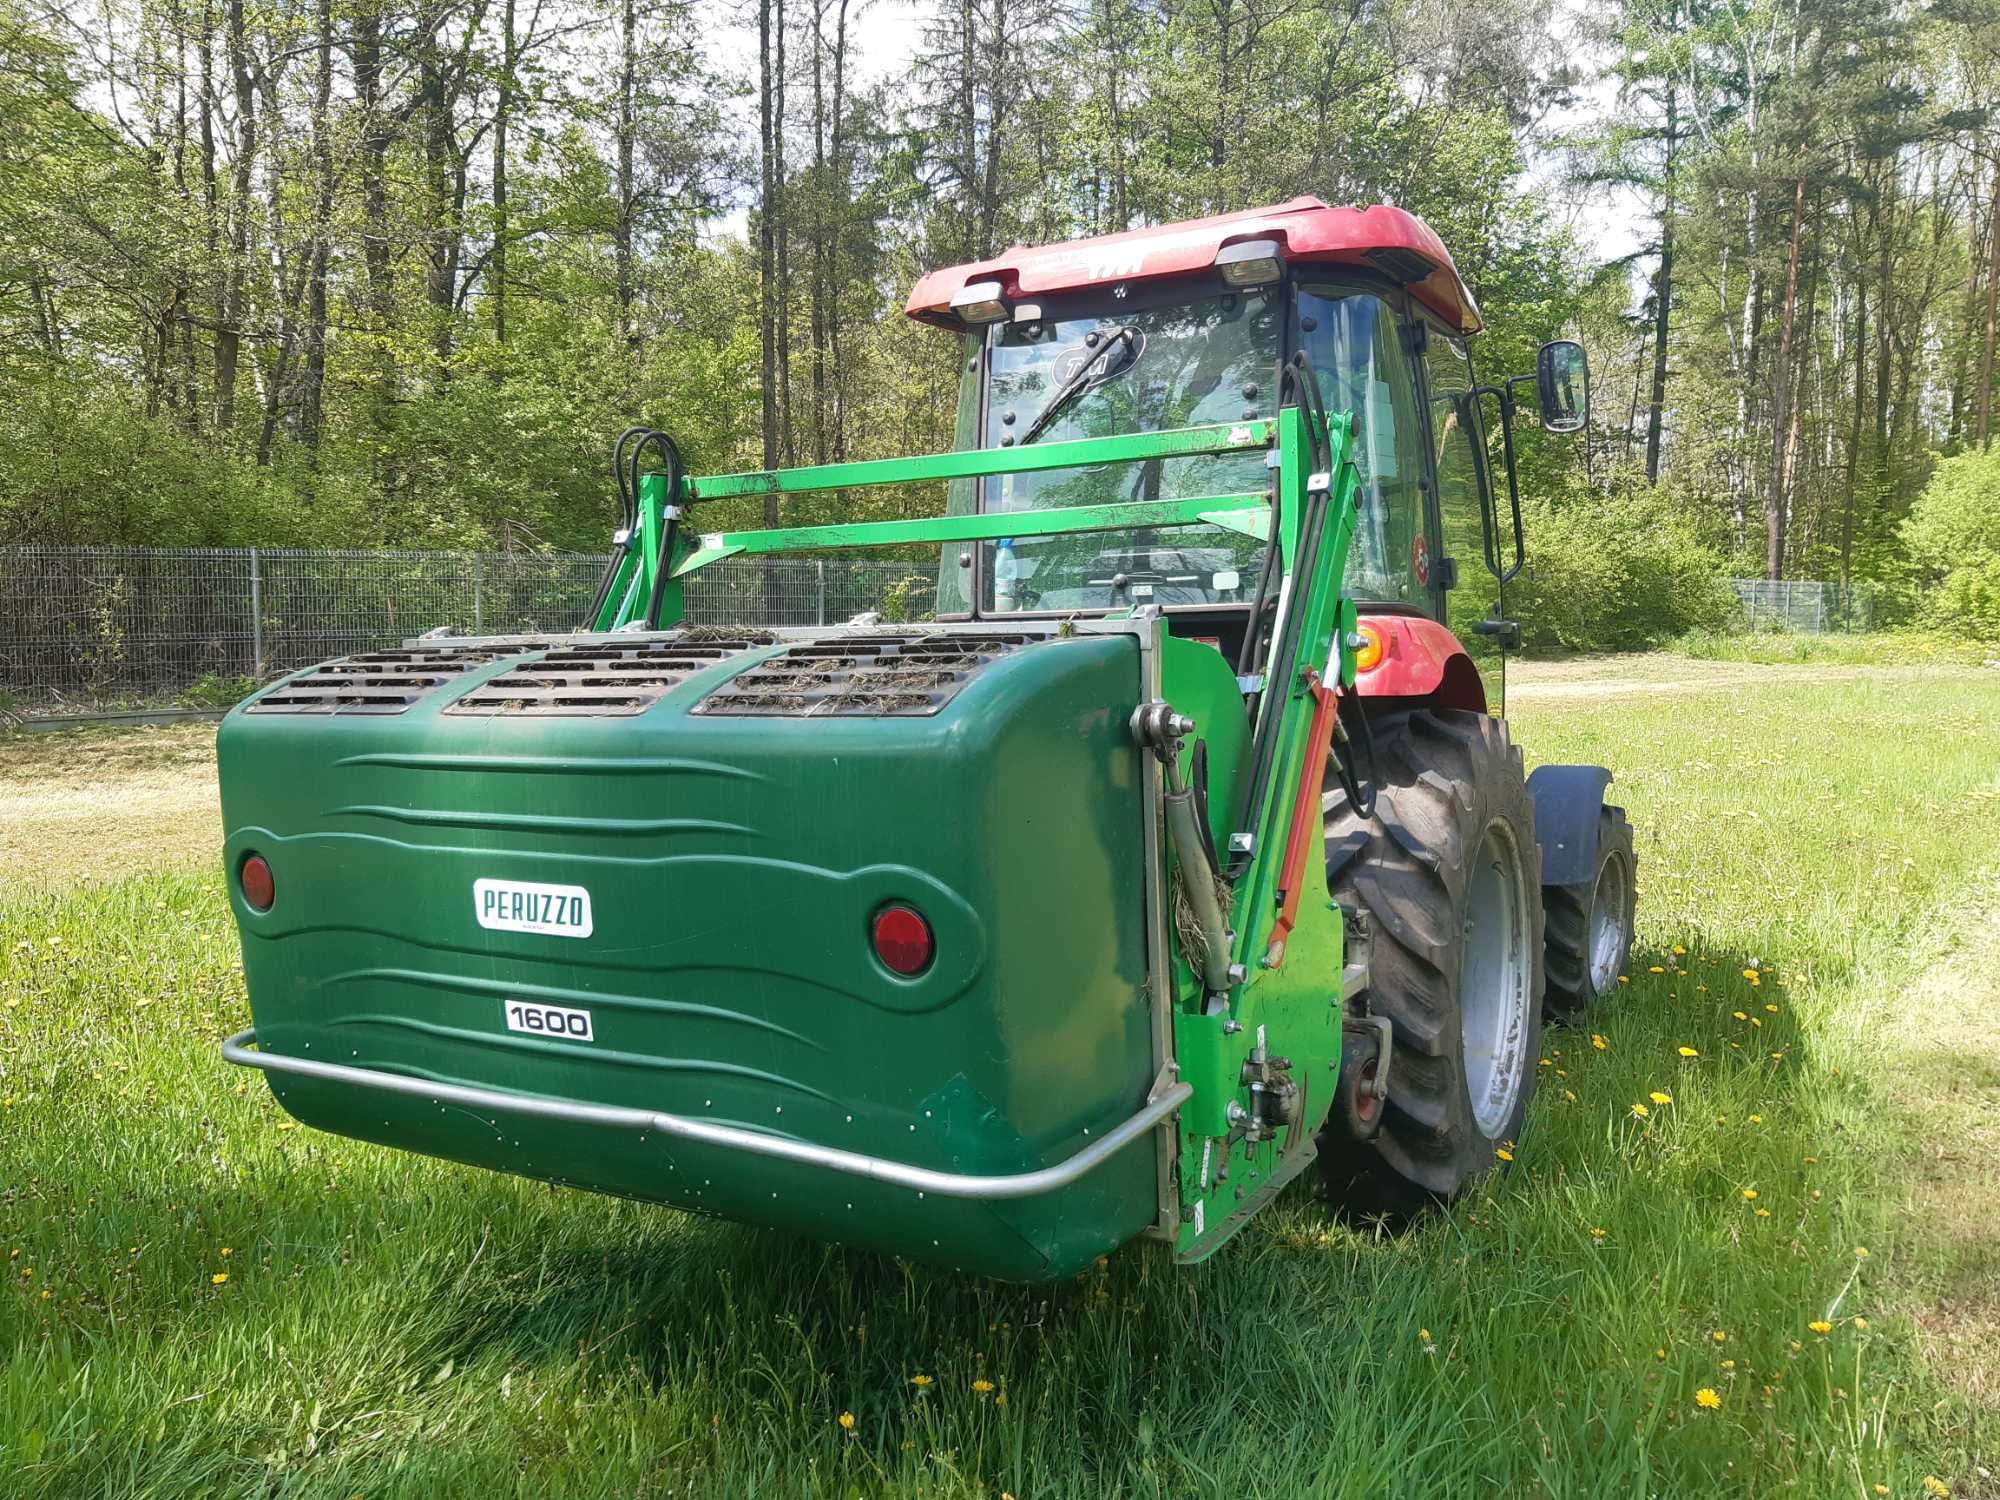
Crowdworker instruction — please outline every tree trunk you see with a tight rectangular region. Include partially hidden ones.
[493,0,515,351]
[758,0,780,503]
[298,0,334,453]
[1980,153,2000,448]
[1764,176,1805,582]
[615,0,637,351]
[353,0,396,391]
[213,0,256,432]
[775,0,791,464]
[1644,85,1676,484]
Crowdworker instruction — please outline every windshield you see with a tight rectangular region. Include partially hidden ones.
[938,285,1278,613]
[937,277,1444,617]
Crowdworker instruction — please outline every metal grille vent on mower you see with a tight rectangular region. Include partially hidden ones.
[445,634,778,717]
[696,632,1038,717]
[247,646,547,715]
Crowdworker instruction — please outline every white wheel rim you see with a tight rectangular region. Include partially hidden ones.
[1587,847,1631,995]
[1461,820,1534,1139]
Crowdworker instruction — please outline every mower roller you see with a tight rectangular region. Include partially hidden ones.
[219,197,1636,1280]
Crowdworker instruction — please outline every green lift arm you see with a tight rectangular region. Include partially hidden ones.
[602,407,1362,1262]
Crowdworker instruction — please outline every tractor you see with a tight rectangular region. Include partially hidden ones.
[218,197,1636,1280]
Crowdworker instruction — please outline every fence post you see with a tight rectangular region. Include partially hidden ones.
[249,547,266,680]
[473,555,485,635]
[816,559,826,625]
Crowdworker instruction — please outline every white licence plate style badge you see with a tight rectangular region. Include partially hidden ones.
[473,878,593,938]
[504,999,594,1042]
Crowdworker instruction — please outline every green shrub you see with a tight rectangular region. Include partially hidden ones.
[1900,450,2000,638]
[177,672,259,708]
[1506,488,1739,653]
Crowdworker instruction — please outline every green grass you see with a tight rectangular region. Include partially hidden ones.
[4,670,1998,1498]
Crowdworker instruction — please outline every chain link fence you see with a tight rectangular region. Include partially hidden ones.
[0,547,937,717]
[1728,579,1875,634]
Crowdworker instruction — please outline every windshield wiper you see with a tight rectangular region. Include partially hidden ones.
[1018,326,1136,445]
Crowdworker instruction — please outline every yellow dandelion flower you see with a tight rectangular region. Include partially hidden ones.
[211,1273,229,1286]
[1589,1226,1607,1240]
[1592,1034,1609,1051]
[971,1379,995,1394]
[1673,944,1686,955]
[219,1248,231,1259]
[1803,1155,1818,1164]
[1733,1011,1749,1021]
[1649,965,1666,974]
[1495,1146,1514,1161]
[838,1411,856,1431]
[1922,1479,1950,1497]
[1741,1188,1758,1200]
[1854,1246,1869,1258]
[1748,974,1761,987]
[1852,1317,1868,1330]
[1748,1114,1763,1124]
[1720,1359,1735,1371]
[1538,1058,1552,1068]
[1563,1088,1578,1102]
[1712,1331,1726,1344]
[1755,1208,1770,1218]
[910,1374,932,1388]
[1696,984,1708,992]
[1677,1046,1699,1058]
[1654,1347,1667,1361]
[1650,1091,1673,1105]
[1742,968,1758,981]
[1765,1004,1779,1014]
[1808,1320,1832,1335]
[995,1392,1008,1406]
[1617,976,1630,985]
[1875,1486,1889,1495]
[1630,1103,1650,1119]
[1419,1328,1432,1342]
[1695,1387,1721,1410]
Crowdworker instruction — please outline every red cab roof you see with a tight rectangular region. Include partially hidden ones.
[905,197,1482,335]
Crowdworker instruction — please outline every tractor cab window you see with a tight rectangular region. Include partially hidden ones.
[1294,286,1434,611]
[946,280,1279,613]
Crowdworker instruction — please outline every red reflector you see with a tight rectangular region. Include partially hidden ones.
[240,854,274,912]
[871,904,933,976]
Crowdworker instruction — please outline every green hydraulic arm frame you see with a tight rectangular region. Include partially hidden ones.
[593,408,1363,1262]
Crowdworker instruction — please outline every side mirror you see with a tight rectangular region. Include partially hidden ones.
[1536,340,1590,433]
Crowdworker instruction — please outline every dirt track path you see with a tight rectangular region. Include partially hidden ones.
[1505,659,1973,700]
[0,721,220,890]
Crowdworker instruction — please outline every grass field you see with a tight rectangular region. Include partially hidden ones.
[2,656,1997,1498]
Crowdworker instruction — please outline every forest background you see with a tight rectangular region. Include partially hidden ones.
[5,0,2000,646]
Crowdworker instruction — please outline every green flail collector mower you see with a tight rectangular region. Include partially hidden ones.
[219,198,1637,1281]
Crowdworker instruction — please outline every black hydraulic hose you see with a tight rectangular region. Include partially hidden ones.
[585,427,651,629]
[639,429,688,629]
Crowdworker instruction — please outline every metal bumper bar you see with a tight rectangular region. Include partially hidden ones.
[221,1029,1189,1201]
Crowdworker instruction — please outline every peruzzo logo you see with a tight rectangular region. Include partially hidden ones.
[473,878,593,938]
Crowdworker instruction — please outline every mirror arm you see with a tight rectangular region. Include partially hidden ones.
[1471,382,1528,586]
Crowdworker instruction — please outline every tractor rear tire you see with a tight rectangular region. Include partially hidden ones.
[1542,806,1636,1018]
[1316,709,1545,1212]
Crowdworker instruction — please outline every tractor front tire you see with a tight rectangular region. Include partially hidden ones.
[1317,709,1545,1211]
[1542,806,1636,1018]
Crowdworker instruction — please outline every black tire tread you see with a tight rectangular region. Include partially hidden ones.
[1543,806,1636,1018]
[1317,708,1545,1209]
